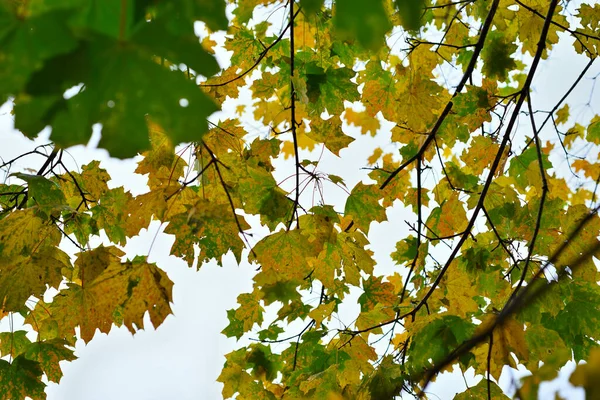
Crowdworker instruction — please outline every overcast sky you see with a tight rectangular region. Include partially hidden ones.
[1,4,599,399]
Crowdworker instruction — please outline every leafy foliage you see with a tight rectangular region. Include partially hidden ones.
[1,0,600,398]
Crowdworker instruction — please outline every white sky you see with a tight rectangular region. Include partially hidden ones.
[1,4,599,399]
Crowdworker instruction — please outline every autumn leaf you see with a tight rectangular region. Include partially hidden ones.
[474,314,528,380]
[454,379,509,399]
[250,230,317,284]
[555,104,570,125]
[0,331,31,359]
[308,301,336,327]
[32,256,173,343]
[24,340,76,383]
[306,116,354,156]
[0,356,45,400]
[0,246,71,311]
[570,347,600,399]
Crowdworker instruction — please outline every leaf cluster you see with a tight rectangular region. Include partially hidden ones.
[1,0,600,399]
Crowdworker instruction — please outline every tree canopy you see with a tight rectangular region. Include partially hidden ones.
[1,0,600,398]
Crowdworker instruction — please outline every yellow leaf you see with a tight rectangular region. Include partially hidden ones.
[306,116,354,156]
[344,108,380,136]
[555,104,569,125]
[308,301,336,327]
[570,347,600,399]
[474,314,528,380]
[250,230,318,284]
[428,192,467,237]
[573,159,600,179]
[27,257,173,343]
[564,123,585,149]
[431,264,479,317]
[235,104,246,116]
[462,135,499,175]
[367,147,383,165]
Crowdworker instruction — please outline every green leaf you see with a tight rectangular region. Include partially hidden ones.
[0,9,77,102]
[24,339,77,383]
[391,236,418,265]
[305,65,359,115]
[394,0,425,31]
[344,182,387,234]
[222,309,245,340]
[481,31,517,82]
[92,187,132,246]
[508,146,551,189]
[257,324,285,341]
[132,18,220,76]
[0,356,46,400]
[409,316,475,371]
[587,115,600,144]
[300,0,323,15]
[19,22,221,158]
[544,280,600,361]
[454,379,509,399]
[12,173,66,216]
[0,331,32,359]
[334,0,392,50]
[48,41,218,157]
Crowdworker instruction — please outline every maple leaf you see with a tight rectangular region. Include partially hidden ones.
[394,0,425,31]
[473,314,528,380]
[570,347,600,399]
[91,187,132,246]
[250,230,318,284]
[0,331,31,359]
[34,255,173,343]
[11,173,66,218]
[165,199,250,267]
[481,31,517,82]
[305,64,359,115]
[587,115,600,144]
[334,0,392,50]
[344,182,387,234]
[344,108,380,136]
[409,315,476,373]
[306,116,354,156]
[0,246,71,312]
[454,379,509,399]
[0,9,78,103]
[24,340,77,383]
[555,104,570,125]
[0,356,45,400]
